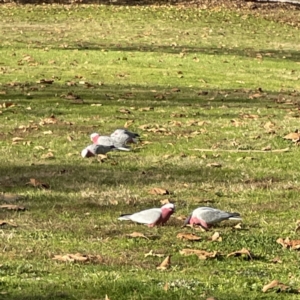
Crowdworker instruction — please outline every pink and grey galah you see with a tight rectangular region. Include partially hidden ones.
[90,133,123,148]
[184,207,242,230]
[118,203,175,227]
[91,129,140,148]
[81,143,130,158]
[110,129,140,145]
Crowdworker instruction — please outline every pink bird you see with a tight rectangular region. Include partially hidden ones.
[118,203,175,227]
[81,144,129,158]
[90,133,123,148]
[184,207,242,230]
[91,129,140,148]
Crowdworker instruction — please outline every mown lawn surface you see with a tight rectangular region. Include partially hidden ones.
[0,3,300,299]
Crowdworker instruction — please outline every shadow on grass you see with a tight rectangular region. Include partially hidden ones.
[1,296,75,300]
[58,44,300,63]
[0,81,296,110]
[0,160,241,193]
[1,42,300,62]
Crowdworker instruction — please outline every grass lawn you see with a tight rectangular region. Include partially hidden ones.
[1,2,300,299]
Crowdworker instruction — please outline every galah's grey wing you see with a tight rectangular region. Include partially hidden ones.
[94,144,116,154]
[126,208,161,224]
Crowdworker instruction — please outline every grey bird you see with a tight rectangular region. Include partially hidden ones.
[184,207,242,230]
[118,203,175,227]
[110,129,140,146]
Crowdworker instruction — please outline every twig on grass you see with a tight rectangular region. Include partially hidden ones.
[189,148,290,153]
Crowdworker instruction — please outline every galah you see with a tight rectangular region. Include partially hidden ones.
[81,144,129,158]
[110,129,140,146]
[184,207,242,230]
[118,203,175,227]
[90,133,123,148]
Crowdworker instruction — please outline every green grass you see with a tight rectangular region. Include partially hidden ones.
[1,3,300,299]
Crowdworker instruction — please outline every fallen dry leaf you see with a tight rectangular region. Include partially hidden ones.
[270,257,282,264]
[227,248,252,259]
[64,92,84,103]
[149,188,169,195]
[179,249,218,260]
[12,137,24,143]
[109,199,118,205]
[233,223,242,229]
[0,220,17,227]
[126,232,149,240]
[1,102,14,108]
[283,132,300,142]
[90,103,102,107]
[206,162,222,168]
[43,130,53,135]
[287,239,300,250]
[124,120,134,128]
[26,178,50,189]
[34,146,46,150]
[139,107,154,111]
[157,255,171,270]
[264,121,275,130]
[276,237,300,250]
[37,79,54,84]
[0,193,20,202]
[52,253,103,263]
[119,108,131,114]
[262,145,272,151]
[160,199,170,205]
[276,237,289,248]
[0,204,26,211]
[209,232,222,242]
[39,115,57,125]
[176,232,201,241]
[262,280,291,293]
[144,250,165,258]
[176,215,188,221]
[163,282,169,291]
[23,141,32,146]
[41,152,55,159]
[249,93,262,99]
